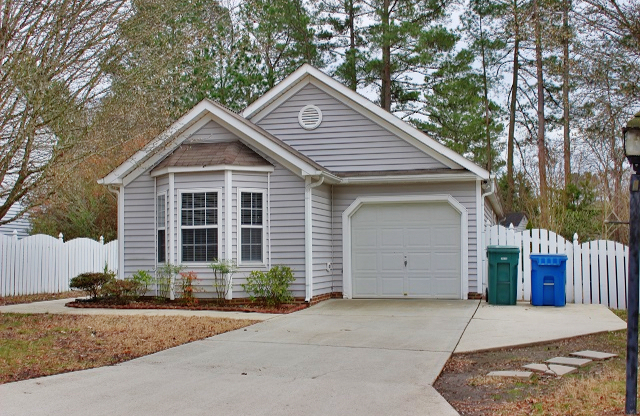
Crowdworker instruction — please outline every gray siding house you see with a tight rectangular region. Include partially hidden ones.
[100,65,502,301]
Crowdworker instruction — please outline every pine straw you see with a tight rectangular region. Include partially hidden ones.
[0,291,83,306]
[0,313,256,384]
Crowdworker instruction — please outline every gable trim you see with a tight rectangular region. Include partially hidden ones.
[243,65,490,179]
[150,165,275,178]
[101,100,328,187]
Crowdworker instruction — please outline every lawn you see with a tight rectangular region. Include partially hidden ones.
[434,310,633,415]
[0,313,256,384]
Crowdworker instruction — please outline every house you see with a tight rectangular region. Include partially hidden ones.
[100,65,503,301]
[0,202,30,239]
[500,212,528,232]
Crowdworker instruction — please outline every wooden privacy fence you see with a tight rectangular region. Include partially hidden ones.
[485,225,629,309]
[0,233,118,297]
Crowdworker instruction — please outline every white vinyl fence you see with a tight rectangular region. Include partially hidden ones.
[0,232,118,297]
[485,225,629,309]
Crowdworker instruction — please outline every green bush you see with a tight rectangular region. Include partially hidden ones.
[242,265,295,307]
[210,260,237,302]
[130,270,154,296]
[101,279,142,302]
[69,272,115,299]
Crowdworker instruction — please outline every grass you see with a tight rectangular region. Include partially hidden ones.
[0,313,256,384]
[0,291,83,306]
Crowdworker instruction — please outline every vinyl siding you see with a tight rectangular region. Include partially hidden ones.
[122,172,155,277]
[184,119,241,143]
[312,183,333,296]
[255,83,448,172]
[0,203,30,238]
[484,200,497,226]
[331,182,479,294]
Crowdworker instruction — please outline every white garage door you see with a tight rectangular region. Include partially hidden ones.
[351,202,461,298]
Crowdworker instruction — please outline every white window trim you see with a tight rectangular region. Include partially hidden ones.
[341,194,469,300]
[177,188,222,265]
[237,188,267,268]
[156,191,168,265]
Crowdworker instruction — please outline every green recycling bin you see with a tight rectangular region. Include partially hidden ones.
[487,245,520,305]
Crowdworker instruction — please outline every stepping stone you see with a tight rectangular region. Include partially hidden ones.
[548,364,577,376]
[570,350,618,361]
[523,363,555,375]
[546,357,592,367]
[487,371,532,379]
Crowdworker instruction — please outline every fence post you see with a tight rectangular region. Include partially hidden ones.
[58,233,63,242]
[573,233,582,304]
[100,236,104,245]
[12,230,17,240]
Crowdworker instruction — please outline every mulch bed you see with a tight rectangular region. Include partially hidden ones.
[65,298,308,314]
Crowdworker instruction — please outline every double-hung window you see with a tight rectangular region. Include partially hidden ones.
[156,194,166,263]
[240,191,264,263]
[181,191,218,263]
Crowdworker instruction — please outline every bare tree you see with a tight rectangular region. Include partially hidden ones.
[0,0,128,225]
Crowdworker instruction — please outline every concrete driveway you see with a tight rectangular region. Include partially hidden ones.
[0,299,479,416]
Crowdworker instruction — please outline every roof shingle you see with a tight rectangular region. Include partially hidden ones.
[152,141,272,171]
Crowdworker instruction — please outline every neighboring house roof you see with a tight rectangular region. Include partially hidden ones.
[500,212,528,228]
[242,64,490,180]
[152,141,272,172]
[101,65,491,186]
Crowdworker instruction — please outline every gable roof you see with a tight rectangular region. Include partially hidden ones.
[152,141,272,172]
[242,64,490,180]
[100,99,337,186]
[500,212,528,228]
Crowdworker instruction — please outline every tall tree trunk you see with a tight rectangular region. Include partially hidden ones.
[347,0,357,91]
[506,0,520,213]
[534,0,548,226]
[563,0,571,191]
[380,0,391,111]
[480,14,492,173]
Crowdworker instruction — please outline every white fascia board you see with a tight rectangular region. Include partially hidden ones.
[243,64,490,180]
[101,100,212,186]
[339,172,479,184]
[120,102,322,187]
[150,165,274,178]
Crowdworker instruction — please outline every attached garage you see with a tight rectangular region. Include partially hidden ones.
[344,196,468,299]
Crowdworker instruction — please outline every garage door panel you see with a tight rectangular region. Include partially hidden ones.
[406,252,430,270]
[352,228,378,247]
[352,253,379,271]
[380,252,403,271]
[405,228,431,247]
[351,202,462,299]
[380,275,404,296]
[380,228,404,247]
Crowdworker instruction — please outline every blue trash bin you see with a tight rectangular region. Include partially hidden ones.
[530,254,568,306]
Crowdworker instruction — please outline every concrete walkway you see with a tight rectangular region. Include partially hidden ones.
[0,299,479,416]
[0,297,279,321]
[456,301,627,353]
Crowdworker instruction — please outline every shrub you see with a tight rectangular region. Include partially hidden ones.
[242,265,295,307]
[209,260,237,302]
[130,270,154,296]
[101,279,142,302]
[69,272,115,299]
[156,264,183,299]
[178,271,201,305]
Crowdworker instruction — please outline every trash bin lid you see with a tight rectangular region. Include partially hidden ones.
[530,254,568,259]
[487,245,520,253]
[530,253,568,265]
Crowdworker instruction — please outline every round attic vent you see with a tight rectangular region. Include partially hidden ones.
[298,105,322,130]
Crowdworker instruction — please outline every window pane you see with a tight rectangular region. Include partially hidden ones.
[253,193,262,208]
[193,209,205,226]
[182,193,193,209]
[241,192,251,208]
[241,228,262,262]
[157,230,166,263]
[206,193,217,208]
[241,208,252,225]
[206,208,217,225]
[194,193,206,208]
[156,195,165,228]
[182,209,193,226]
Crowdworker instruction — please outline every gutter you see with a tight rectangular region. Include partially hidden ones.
[304,176,325,302]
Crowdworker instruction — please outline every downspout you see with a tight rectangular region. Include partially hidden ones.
[107,185,124,280]
[480,175,495,296]
[267,172,272,269]
[305,176,325,302]
[169,173,175,300]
